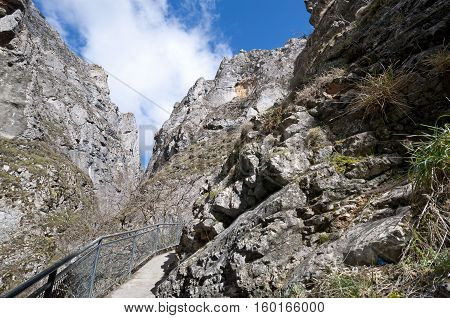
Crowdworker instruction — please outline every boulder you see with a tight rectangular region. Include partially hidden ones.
[157,184,310,297]
[262,147,310,186]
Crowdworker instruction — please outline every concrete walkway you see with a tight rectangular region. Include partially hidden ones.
[108,251,177,298]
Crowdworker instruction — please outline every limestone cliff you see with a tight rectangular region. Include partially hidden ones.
[121,39,307,228]
[0,0,140,293]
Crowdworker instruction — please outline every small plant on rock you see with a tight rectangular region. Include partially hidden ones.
[424,46,450,75]
[208,189,219,201]
[318,232,331,245]
[407,123,449,192]
[285,283,308,298]
[350,65,411,121]
[330,154,365,174]
[261,105,284,134]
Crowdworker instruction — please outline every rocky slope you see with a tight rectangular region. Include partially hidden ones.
[0,0,140,293]
[133,0,448,297]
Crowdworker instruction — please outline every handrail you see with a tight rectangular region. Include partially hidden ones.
[1,223,182,298]
[2,239,101,298]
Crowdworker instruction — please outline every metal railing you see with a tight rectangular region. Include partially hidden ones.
[1,223,183,298]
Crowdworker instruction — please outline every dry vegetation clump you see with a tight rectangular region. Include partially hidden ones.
[311,267,392,298]
[294,68,346,106]
[350,65,411,121]
[424,46,450,75]
[261,105,284,135]
[305,127,330,151]
[310,247,449,298]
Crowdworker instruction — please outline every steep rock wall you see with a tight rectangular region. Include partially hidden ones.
[0,0,140,293]
[155,0,449,297]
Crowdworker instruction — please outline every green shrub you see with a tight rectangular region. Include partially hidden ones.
[407,123,450,191]
[208,190,219,200]
[318,232,331,245]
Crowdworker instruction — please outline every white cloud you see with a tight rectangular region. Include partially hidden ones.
[36,0,231,164]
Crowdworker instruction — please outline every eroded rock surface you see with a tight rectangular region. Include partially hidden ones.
[120,39,307,230]
[153,0,449,297]
[0,0,140,293]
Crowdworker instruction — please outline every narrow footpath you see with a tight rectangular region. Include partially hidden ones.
[108,251,177,298]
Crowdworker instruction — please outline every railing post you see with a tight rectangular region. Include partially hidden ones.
[176,224,182,244]
[43,270,57,298]
[88,241,102,298]
[128,235,137,278]
[156,225,162,250]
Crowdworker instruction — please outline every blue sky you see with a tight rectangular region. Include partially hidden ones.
[168,0,312,53]
[33,0,311,167]
[217,0,311,52]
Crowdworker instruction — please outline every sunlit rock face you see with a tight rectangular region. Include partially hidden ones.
[0,0,140,293]
[119,38,307,230]
[153,0,449,297]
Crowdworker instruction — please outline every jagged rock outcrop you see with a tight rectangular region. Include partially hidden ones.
[0,0,140,293]
[120,39,307,229]
[153,0,449,297]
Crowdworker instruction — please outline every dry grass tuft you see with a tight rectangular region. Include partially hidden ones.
[311,267,391,298]
[350,66,411,121]
[424,46,450,75]
[312,246,449,298]
[261,105,284,134]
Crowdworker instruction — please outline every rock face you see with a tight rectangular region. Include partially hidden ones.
[0,0,140,212]
[120,39,307,229]
[0,0,140,293]
[151,0,449,297]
